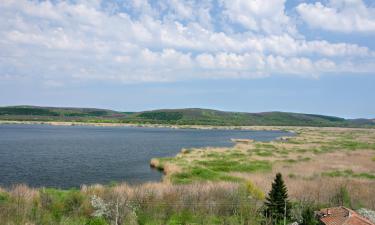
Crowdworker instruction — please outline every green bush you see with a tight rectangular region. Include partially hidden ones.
[86,217,109,225]
[63,191,85,214]
[301,205,319,225]
[0,192,9,203]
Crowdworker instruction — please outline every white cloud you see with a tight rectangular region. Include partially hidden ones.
[220,0,296,35]
[297,0,375,33]
[0,0,374,85]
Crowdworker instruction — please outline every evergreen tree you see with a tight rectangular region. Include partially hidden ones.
[264,173,291,224]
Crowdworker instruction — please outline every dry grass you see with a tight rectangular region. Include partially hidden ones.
[151,126,375,209]
[10,184,39,202]
[233,172,375,209]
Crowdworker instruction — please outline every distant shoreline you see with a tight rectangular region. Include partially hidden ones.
[1,120,371,132]
[0,120,293,131]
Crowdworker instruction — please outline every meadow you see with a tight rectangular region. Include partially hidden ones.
[151,127,375,209]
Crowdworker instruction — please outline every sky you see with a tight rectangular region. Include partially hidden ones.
[0,0,374,118]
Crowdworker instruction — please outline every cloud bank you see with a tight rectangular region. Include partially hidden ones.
[0,0,374,86]
[297,0,375,33]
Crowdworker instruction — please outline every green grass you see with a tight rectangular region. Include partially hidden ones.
[170,167,243,184]
[255,143,277,150]
[283,159,297,163]
[298,156,311,161]
[322,169,375,179]
[196,159,271,173]
[312,146,334,154]
[170,159,271,184]
[255,150,274,157]
[277,149,289,155]
[326,140,375,151]
[205,152,221,158]
[228,151,246,157]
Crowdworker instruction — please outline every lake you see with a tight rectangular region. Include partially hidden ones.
[0,124,291,188]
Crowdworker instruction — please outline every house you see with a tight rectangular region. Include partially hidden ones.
[316,206,375,225]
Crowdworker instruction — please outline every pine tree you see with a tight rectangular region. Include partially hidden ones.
[264,173,291,224]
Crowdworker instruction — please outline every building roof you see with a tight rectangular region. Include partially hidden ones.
[317,207,375,225]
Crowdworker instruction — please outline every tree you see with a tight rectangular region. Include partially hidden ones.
[264,173,291,224]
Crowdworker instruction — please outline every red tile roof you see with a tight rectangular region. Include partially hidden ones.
[317,207,374,225]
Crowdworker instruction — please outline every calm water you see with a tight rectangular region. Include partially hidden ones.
[0,124,291,188]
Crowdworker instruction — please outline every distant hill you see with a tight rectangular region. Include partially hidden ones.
[0,106,132,122]
[133,108,368,127]
[0,106,374,128]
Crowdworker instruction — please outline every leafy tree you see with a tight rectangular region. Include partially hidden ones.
[264,173,291,224]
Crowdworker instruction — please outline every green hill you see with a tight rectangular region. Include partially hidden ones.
[0,106,373,127]
[132,108,353,126]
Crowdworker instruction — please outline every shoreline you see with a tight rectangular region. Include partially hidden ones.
[2,119,365,132]
[0,119,294,131]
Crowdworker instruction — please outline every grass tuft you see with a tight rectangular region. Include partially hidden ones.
[322,169,375,179]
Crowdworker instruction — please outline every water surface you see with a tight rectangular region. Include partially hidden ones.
[0,124,291,188]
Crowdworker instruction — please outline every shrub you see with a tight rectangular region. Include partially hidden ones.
[0,191,9,203]
[63,191,85,214]
[246,181,265,201]
[331,186,352,208]
[86,217,109,225]
[301,205,319,225]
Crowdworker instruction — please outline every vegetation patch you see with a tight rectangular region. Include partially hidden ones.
[312,146,334,154]
[150,157,175,171]
[322,169,375,179]
[327,139,375,151]
[170,167,242,184]
[228,151,246,157]
[0,191,9,203]
[255,143,277,150]
[255,150,274,157]
[137,111,183,121]
[196,159,271,173]
[283,159,297,164]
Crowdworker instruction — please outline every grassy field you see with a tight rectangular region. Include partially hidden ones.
[151,126,375,209]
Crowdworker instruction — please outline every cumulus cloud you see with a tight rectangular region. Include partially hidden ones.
[297,0,375,33]
[220,0,296,35]
[0,0,374,85]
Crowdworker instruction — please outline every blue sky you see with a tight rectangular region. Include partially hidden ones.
[0,0,374,118]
